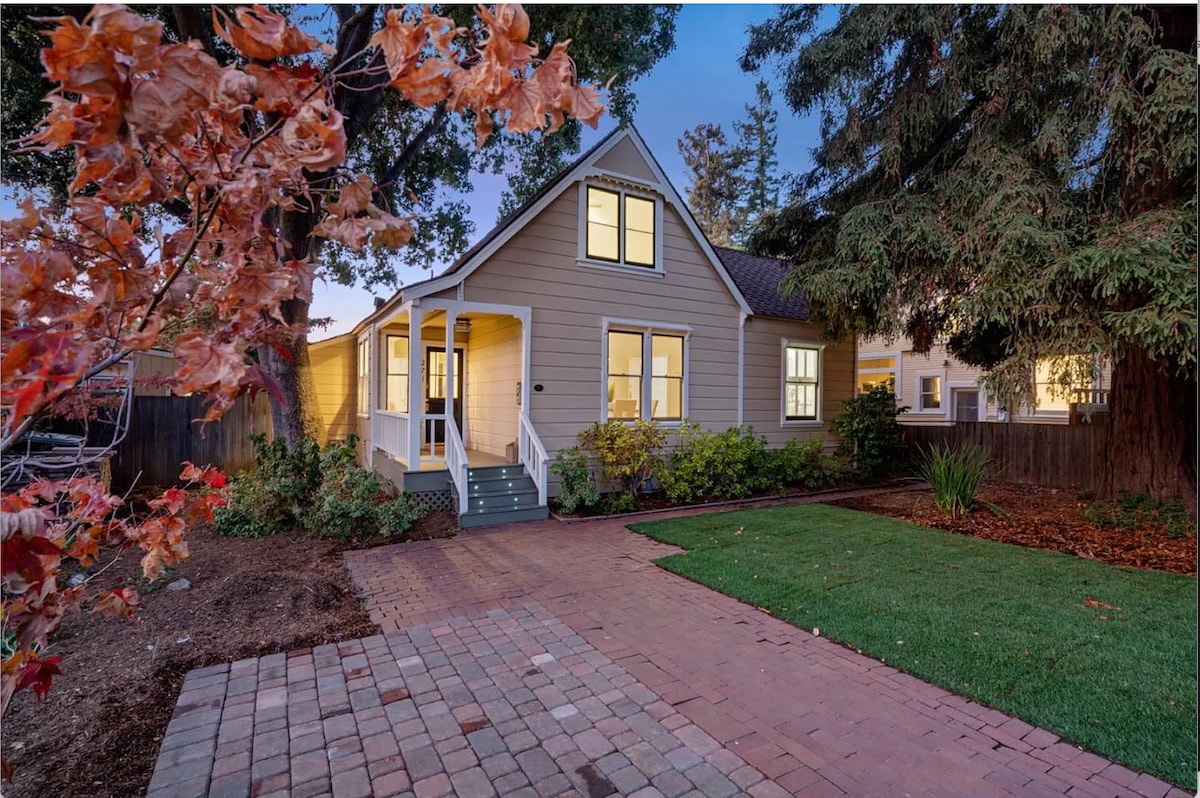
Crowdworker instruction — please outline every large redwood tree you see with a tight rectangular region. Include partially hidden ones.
[743,5,1197,504]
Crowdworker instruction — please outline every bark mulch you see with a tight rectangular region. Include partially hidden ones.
[832,482,1196,575]
[1,510,458,798]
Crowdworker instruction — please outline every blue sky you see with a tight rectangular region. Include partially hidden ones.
[312,4,829,338]
[0,5,830,339]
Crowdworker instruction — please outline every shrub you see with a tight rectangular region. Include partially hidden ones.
[659,424,761,503]
[1082,491,1195,540]
[920,442,988,517]
[214,435,425,540]
[550,446,600,514]
[832,385,909,478]
[577,419,666,497]
[774,437,841,489]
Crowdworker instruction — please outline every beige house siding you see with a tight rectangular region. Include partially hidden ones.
[310,334,356,443]
[464,315,522,459]
[131,351,177,396]
[593,136,658,183]
[458,186,742,460]
[743,317,854,450]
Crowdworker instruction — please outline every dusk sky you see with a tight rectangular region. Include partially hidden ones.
[312,4,833,338]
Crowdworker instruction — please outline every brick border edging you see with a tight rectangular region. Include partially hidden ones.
[549,479,928,524]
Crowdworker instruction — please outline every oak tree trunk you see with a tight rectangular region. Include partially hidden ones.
[258,296,325,449]
[261,205,326,450]
[1100,344,1197,511]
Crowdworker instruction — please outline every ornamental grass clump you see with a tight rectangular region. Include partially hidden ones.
[921,442,988,517]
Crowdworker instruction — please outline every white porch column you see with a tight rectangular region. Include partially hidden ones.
[407,303,424,467]
[368,321,378,467]
[444,309,456,439]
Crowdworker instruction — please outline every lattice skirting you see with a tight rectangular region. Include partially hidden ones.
[408,489,455,514]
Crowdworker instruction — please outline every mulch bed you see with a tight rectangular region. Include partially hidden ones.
[2,510,458,798]
[832,482,1196,575]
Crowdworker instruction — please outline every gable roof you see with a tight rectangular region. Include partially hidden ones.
[714,246,810,321]
[358,125,755,331]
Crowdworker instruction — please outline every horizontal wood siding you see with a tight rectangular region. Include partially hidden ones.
[742,317,854,450]
[460,187,742,461]
[860,336,1113,424]
[465,315,521,458]
[310,334,356,443]
[132,352,176,396]
[903,421,1109,490]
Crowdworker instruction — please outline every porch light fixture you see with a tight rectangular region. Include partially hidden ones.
[454,318,472,333]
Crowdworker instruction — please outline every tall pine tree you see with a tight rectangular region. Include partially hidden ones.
[677,123,747,247]
[743,5,1197,504]
[734,79,780,222]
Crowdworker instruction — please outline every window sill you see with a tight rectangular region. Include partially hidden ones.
[578,258,664,278]
[914,409,945,415]
[783,419,823,427]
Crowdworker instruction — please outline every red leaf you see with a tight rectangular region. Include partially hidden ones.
[16,656,63,703]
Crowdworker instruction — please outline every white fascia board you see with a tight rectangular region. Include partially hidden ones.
[622,128,754,317]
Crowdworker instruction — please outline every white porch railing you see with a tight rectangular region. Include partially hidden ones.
[444,417,469,515]
[518,410,548,507]
[372,411,410,465]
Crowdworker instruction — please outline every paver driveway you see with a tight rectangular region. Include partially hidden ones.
[149,500,1191,797]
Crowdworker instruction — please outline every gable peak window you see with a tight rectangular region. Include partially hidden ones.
[584,184,659,269]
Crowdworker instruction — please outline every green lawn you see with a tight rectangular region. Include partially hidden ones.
[630,504,1197,787]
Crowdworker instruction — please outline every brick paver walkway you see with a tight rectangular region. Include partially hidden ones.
[150,497,1192,797]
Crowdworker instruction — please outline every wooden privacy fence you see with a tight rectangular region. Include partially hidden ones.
[902,421,1110,491]
[110,394,273,490]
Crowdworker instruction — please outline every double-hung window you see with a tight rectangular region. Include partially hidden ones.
[584,185,658,269]
[356,336,369,416]
[918,375,942,411]
[784,344,820,421]
[384,335,408,413]
[605,328,685,422]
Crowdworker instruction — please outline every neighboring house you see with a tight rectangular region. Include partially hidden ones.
[856,336,1111,425]
[312,125,855,527]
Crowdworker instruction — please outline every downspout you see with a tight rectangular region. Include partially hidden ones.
[737,311,747,427]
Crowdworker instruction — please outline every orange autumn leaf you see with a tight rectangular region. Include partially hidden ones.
[212,4,324,61]
[391,58,455,108]
[370,9,427,78]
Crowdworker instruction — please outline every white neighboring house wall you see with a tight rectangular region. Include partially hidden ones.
[856,335,1112,425]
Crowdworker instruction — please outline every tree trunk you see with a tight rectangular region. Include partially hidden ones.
[261,203,326,450]
[1100,344,1197,511]
[258,297,325,449]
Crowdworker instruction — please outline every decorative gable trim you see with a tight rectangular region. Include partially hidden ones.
[404,126,753,315]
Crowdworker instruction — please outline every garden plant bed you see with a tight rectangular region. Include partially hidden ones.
[552,478,870,519]
[831,481,1196,575]
[2,511,457,798]
[630,504,1198,787]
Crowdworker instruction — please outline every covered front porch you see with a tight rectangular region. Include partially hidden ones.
[361,298,547,514]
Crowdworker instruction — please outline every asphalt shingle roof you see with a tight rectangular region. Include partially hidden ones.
[713,246,810,321]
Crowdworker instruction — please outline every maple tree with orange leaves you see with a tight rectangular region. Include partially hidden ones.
[0,2,603,747]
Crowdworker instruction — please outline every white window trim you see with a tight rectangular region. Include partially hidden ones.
[381,334,410,414]
[577,181,665,277]
[914,370,947,415]
[856,349,902,398]
[356,333,370,418]
[781,339,825,427]
[601,318,690,426]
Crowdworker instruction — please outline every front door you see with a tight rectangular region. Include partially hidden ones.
[426,346,463,444]
[953,389,980,422]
